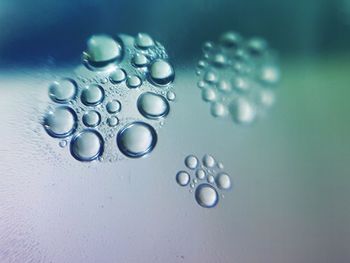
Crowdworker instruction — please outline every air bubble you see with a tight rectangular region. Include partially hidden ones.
[149,59,175,86]
[70,130,104,161]
[110,68,126,83]
[195,184,219,208]
[196,169,206,180]
[82,110,101,127]
[184,155,198,170]
[215,173,232,190]
[106,100,121,114]
[117,122,157,158]
[176,171,190,186]
[49,78,77,103]
[135,33,154,49]
[132,53,149,67]
[126,75,142,89]
[137,92,169,119]
[107,116,119,127]
[81,84,104,106]
[43,106,77,138]
[203,154,216,168]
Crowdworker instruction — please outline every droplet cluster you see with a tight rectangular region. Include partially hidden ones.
[43,33,176,162]
[176,154,232,208]
[196,31,280,125]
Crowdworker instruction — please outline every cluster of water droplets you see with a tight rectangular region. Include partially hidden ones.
[43,33,176,162]
[176,154,232,208]
[196,31,280,125]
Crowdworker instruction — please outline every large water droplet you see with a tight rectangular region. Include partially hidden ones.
[203,154,216,168]
[215,172,232,190]
[49,78,77,103]
[70,130,104,161]
[137,92,169,119]
[43,106,77,138]
[135,33,155,49]
[149,59,175,86]
[82,110,101,128]
[110,68,126,83]
[126,75,142,89]
[81,84,104,106]
[106,100,121,114]
[117,122,157,158]
[184,155,198,170]
[176,171,190,186]
[195,183,219,208]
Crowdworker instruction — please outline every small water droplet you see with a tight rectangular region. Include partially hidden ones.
[59,140,67,148]
[166,91,176,101]
[195,183,219,208]
[215,172,232,190]
[110,68,126,83]
[184,155,198,170]
[207,175,215,184]
[43,106,77,138]
[106,100,121,114]
[219,31,242,49]
[126,75,142,89]
[217,79,232,93]
[107,116,119,127]
[132,53,149,67]
[135,33,155,49]
[176,171,190,186]
[204,70,218,83]
[82,110,101,127]
[137,92,169,119]
[196,169,206,180]
[203,154,216,168]
[49,78,77,103]
[70,130,104,161]
[149,59,175,86]
[202,88,217,102]
[210,102,228,118]
[230,98,256,124]
[260,65,280,84]
[81,84,105,106]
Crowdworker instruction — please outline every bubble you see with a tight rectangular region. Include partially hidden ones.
[207,175,215,184]
[107,116,119,127]
[217,79,232,93]
[149,59,175,86]
[219,31,242,48]
[135,33,154,49]
[196,169,206,180]
[202,88,217,102]
[43,106,77,138]
[117,122,157,158]
[195,184,219,208]
[137,92,169,119]
[84,35,122,67]
[230,98,256,124]
[49,78,77,103]
[203,154,216,168]
[176,171,190,186]
[82,110,101,127]
[166,91,176,101]
[210,102,228,117]
[110,68,126,83]
[126,75,142,89]
[81,84,105,106]
[204,70,218,83]
[70,130,104,161]
[184,155,198,170]
[215,173,232,190]
[132,53,149,67]
[106,100,121,114]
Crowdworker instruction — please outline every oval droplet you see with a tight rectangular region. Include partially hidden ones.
[81,84,104,106]
[202,88,217,102]
[149,59,175,86]
[215,172,232,190]
[176,171,190,186]
[132,53,149,67]
[70,130,104,161]
[166,91,176,101]
[43,106,77,138]
[230,98,256,124]
[106,100,121,114]
[195,183,219,208]
[49,78,77,103]
[110,68,126,83]
[210,102,228,118]
[82,110,101,128]
[107,116,119,127]
[137,92,169,119]
[203,154,216,168]
[196,169,206,180]
[135,33,155,49]
[184,155,198,170]
[126,75,142,89]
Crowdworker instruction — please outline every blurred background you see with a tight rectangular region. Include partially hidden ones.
[0,0,349,262]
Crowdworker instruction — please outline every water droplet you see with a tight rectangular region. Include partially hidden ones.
[149,59,175,86]
[70,130,104,161]
[210,102,228,117]
[137,92,169,119]
[49,78,77,103]
[107,116,119,127]
[59,140,67,148]
[193,178,198,184]
[217,79,232,93]
[203,154,216,168]
[126,75,142,89]
[202,88,217,102]
[196,169,206,180]
[197,60,207,69]
[219,31,242,48]
[82,110,101,127]
[233,77,250,92]
[212,53,228,67]
[135,33,154,49]
[110,68,126,83]
[85,35,122,67]
[259,89,275,107]
[184,155,198,170]
[197,80,206,89]
[204,70,218,83]
[202,41,214,53]
[43,106,77,138]
[117,122,157,158]
[166,91,176,101]
[176,171,190,186]
[247,37,268,56]
[106,100,121,113]
[260,65,280,84]
[230,98,256,124]
[207,175,215,184]
[190,183,195,189]
[132,53,149,67]
[81,84,105,106]
[215,172,232,190]
[195,183,219,208]
[217,162,224,169]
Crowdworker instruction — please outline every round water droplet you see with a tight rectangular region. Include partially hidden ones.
[59,140,67,148]
[117,122,157,158]
[212,53,228,67]
[217,162,224,169]
[107,116,119,127]
[82,110,101,127]
[70,130,104,161]
[110,68,126,83]
[149,59,175,86]
[219,31,242,48]
[195,184,219,208]
[210,102,228,118]
[202,88,217,102]
[49,78,77,103]
[184,155,198,170]
[126,75,142,88]
[85,35,122,67]
[260,65,280,84]
[230,98,256,124]
[202,41,214,53]
[43,106,77,138]
[247,37,268,56]
[137,92,169,119]
[197,60,207,69]
[196,169,206,180]
[81,84,104,106]
[203,154,216,168]
[132,53,149,67]
[217,79,232,93]
[233,77,250,92]
[135,33,154,49]
[207,175,215,184]
[166,91,176,101]
[215,173,232,190]
[106,100,121,113]
[204,70,218,83]
[176,171,190,186]
[259,89,275,107]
